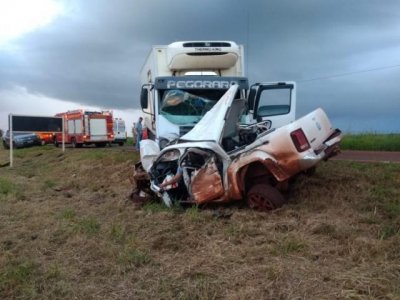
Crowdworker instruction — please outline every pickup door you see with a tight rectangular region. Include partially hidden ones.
[248,82,296,130]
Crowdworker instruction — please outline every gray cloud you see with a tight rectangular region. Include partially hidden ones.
[0,0,399,132]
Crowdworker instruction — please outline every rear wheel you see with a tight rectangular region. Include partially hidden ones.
[246,184,286,211]
[303,166,316,176]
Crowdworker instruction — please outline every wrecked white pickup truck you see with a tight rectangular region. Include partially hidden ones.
[132,85,342,211]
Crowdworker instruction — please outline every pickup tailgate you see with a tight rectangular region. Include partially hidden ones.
[295,108,336,150]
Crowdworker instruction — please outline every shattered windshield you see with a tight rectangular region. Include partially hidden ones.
[159,89,220,125]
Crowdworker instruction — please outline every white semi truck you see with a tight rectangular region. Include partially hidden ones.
[140,41,296,148]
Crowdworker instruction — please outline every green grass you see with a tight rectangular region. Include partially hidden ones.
[184,206,202,221]
[0,177,16,195]
[273,236,307,256]
[43,179,56,189]
[341,133,400,151]
[109,222,127,244]
[78,150,109,160]
[379,224,399,240]
[0,261,37,297]
[142,201,171,213]
[126,137,134,146]
[117,248,151,269]
[141,201,183,213]
[57,208,77,220]
[0,177,23,201]
[73,216,101,236]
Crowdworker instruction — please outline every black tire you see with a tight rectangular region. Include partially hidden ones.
[246,184,286,211]
[54,138,59,148]
[159,138,169,150]
[118,142,124,146]
[71,138,77,148]
[3,141,9,149]
[303,166,316,176]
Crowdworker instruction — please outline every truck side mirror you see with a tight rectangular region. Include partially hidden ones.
[140,87,148,109]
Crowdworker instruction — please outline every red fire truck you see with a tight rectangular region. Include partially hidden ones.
[54,110,114,147]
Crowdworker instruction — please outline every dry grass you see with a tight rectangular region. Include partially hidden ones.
[0,145,400,299]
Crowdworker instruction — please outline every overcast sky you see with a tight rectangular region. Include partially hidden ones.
[0,0,399,133]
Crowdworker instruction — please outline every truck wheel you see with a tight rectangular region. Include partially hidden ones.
[159,138,169,149]
[246,184,286,211]
[118,142,124,146]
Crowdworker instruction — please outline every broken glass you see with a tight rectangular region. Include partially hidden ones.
[160,89,216,125]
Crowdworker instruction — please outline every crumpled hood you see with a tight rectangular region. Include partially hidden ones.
[180,84,238,142]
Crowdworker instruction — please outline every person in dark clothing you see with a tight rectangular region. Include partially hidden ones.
[135,117,143,150]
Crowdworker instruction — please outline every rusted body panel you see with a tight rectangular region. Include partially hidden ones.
[226,129,305,200]
[191,159,224,203]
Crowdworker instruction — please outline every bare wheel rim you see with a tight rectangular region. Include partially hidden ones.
[248,193,275,211]
[246,183,286,211]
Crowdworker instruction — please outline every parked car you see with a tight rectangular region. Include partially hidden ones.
[35,132,54,145]
[132,85,342,211]
[2,131,42,149]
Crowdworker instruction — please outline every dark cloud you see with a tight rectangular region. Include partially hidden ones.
[0,0,399,132]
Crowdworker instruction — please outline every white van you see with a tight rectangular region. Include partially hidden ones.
[112,118,127,146]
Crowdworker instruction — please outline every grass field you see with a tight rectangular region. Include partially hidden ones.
[341,133,400,151]
[1,145,400,299]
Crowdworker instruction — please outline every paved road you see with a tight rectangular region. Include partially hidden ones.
[333,150,400,163]
[64,145,400,163]
[120,146,400,163]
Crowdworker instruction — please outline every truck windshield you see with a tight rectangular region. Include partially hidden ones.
[160,89,223,125]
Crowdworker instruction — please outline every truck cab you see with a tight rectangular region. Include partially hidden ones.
[141,76,249,148]
[140,41,296,148]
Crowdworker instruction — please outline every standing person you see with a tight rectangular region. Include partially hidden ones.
[132,122,137,146]
[135,117,143,150]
